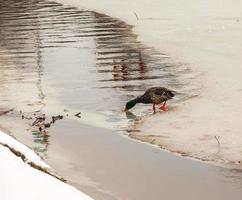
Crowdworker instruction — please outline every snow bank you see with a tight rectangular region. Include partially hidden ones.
[0,131,94,200]
[0,130,50,170]
[54,0,242,165]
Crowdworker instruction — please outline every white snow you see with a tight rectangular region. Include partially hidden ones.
[54,0,242,165]
[0,130,50,170]
[0,130,94,200]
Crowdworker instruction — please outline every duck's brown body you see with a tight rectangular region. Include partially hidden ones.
[136,87,173,104]
[125,87,175,112]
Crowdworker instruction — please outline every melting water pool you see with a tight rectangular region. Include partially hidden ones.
[0,0,197,162]
[0,0,194,183]
[0,0,197,157]
[0,0,191,115]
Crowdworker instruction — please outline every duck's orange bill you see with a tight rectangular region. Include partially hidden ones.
[122,107,128,112]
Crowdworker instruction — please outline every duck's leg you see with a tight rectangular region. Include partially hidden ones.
[159,101,167,111]
[153,103,156,113]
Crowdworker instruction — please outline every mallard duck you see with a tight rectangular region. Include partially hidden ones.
[124,87,175,112]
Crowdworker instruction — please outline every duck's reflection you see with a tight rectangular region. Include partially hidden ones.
[125,110,137,119]
[112,59,129,81]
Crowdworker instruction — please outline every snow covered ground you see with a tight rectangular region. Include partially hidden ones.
[55,0,242,166]
[0,130,94,200]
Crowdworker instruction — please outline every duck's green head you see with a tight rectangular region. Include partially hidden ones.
[124,99,137,112]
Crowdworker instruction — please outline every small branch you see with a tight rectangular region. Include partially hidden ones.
[0,108,14,116]
[214,135,221,154]
[214,135,221,146]
[74,112,81,118]
[133,12,139,20]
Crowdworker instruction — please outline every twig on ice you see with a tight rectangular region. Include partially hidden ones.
[133,12,139,20]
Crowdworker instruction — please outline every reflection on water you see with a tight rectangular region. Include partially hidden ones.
[32,130,49,155]
[125,111,138,120]
[0,0,194,153]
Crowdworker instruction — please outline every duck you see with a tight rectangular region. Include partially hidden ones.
[124,87,175,112]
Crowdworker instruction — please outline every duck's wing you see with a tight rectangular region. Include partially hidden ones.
[136,94,152,104]
[152,87,175,99]
[150,87,167,96]
[136,87,165,104]
[136,88,155,104]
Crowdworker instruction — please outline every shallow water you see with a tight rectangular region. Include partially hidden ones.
[0,0,193,111]
[0,0,195,152]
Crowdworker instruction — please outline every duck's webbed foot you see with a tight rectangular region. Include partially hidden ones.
[153,103,156,113]
[159,106,168,111]
[159,101,168,111]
